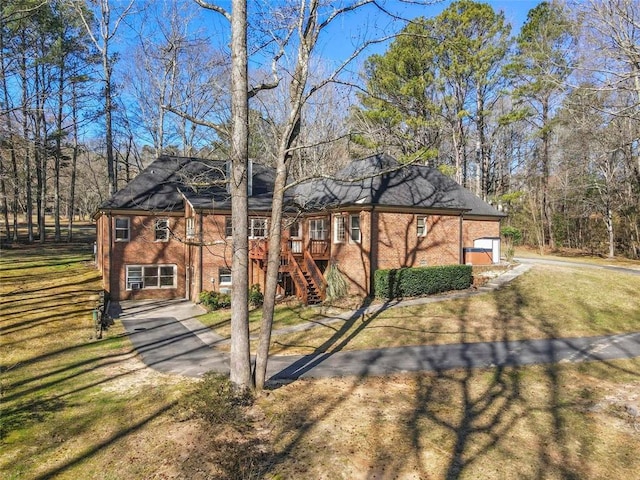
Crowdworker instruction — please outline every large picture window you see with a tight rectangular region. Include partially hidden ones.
[126,265,176,290]
[114,217,130,242]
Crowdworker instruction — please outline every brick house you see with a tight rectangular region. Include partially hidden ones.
[94,153,505,303]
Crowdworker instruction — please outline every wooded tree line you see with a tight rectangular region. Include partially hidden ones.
[1,0,639,258]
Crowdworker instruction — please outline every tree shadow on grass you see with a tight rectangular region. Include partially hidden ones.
[29,402,176,480]
[258,281,640,479]
[267,297,394,382]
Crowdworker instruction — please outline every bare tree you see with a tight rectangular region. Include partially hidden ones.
[253,0,401,390]
[192,0,253,388]
[73,0,135,196]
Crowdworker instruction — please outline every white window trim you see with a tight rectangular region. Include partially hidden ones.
[289,219,301,239]
[114,217,130,242]
[155,218,169,242]
[349,214,361,244]
[333,215,346,244]
[417,215,428,237]
[126,264,177,290]
[186,217,195,238]
[219,268,232,286]
[225,216,233,238]
[309,218,327,241]
[249,217,268,239]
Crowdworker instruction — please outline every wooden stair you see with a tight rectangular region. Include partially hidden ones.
[286,250,326,305]
[303,271,322,305]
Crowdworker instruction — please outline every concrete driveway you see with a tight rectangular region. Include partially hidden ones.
[112,285,640,381]
[113,299,229,377]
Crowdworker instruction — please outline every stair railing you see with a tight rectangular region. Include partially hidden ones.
[287,251,308,304]
[303,250,327,301]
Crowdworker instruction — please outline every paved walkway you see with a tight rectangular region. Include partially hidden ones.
[112,263,640,381]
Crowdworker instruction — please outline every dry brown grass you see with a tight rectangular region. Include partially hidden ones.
[3,245,639,480]
[261,363,640,479]
[266,264,640,355]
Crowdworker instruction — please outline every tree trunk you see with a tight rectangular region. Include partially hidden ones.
[103,16,116,196]
[254,0,318,390]
[68,79,80,243]
[541,96,554,250]
[20,41,34,243]
[0,23,19,241]
[228,0,252,389]
[34,60,46,244]
[606,206,615,258]
[54,60,65,242]
[0,164,9,240]
[477,88,489,200]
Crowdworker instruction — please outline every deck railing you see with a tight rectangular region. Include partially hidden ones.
[308,239,328,257]
[287,251,308,304]
[303,250,327,300]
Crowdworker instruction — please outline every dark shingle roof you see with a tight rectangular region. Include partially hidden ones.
[98,154,504,218]
[98,156,275,212]
[294,153,505,217]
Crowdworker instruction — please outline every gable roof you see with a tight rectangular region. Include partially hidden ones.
[97,156,275,213]
[294,153,505,217]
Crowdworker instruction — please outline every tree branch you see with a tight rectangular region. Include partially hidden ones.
[193,0,231,22]
[162,104,228,138]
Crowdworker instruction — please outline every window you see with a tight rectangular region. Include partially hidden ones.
[417,215,427,237]
[126,266,142,289]
[289,220,301,238]
[219,268,232,285]
[155,218,169,241]
[350,214,361,243]
[288,220,302,253]
[126,265,176,290]
[225,216,233,237]
[114,217,130,242]
[333,215,346,243]
[159,266,175,286]
[249,217,268,238]
[186,217,195,238]
[309,218,326,240]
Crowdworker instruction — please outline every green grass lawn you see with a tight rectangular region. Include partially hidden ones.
[2,244,639,479]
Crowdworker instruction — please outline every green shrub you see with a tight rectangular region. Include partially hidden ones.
[217,293,231,308]
[199,290,231,310]
[374,264,472,300]
[501,226,522,244]
[248,284,263,307]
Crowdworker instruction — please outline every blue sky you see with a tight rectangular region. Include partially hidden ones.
[314,0,543,65]
[172,0,544,68]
